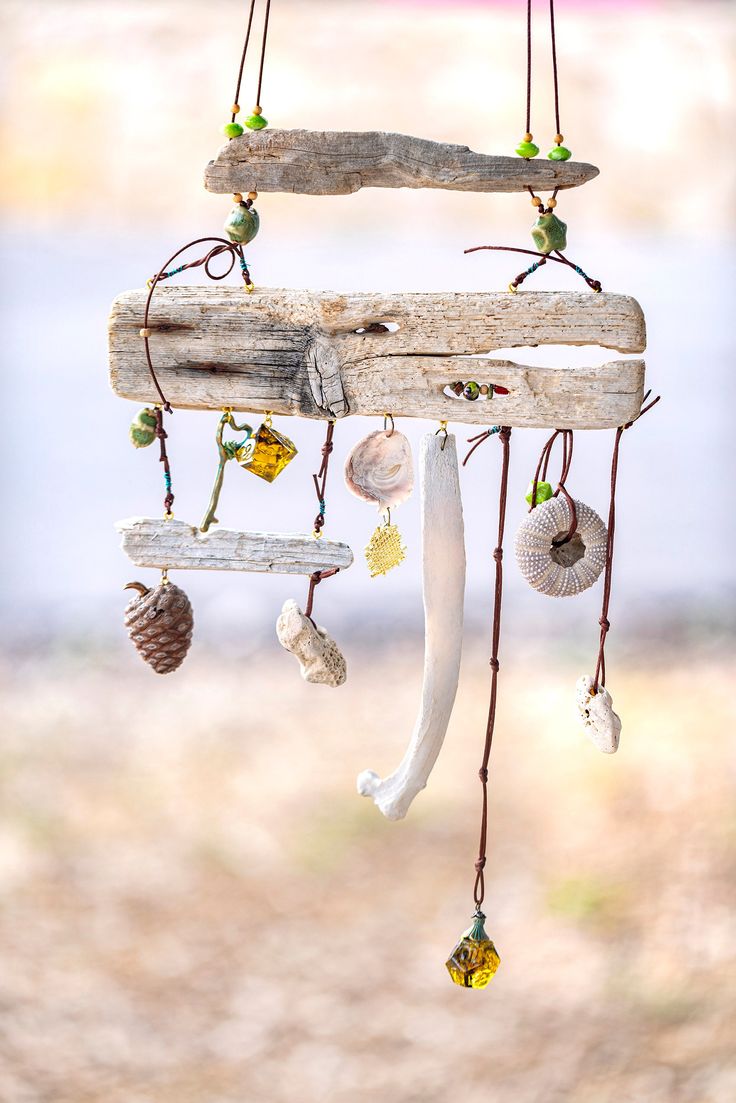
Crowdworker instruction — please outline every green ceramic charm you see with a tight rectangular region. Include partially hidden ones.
[224,203,260,245]
[129,407,158,449]
[548,145,572,161]
[515,140,539,158]
[525,479,554,505]
[531,212,567,254]
[245,114,268,130]
[223,122,244,139]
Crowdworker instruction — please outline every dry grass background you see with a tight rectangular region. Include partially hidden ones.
[1,644,734,1103]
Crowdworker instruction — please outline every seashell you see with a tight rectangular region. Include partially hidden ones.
[344,430,414,510]
[515,496,607,597]
[276,599,347,687]
[575,674,621,753]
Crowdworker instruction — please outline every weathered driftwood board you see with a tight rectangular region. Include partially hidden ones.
[109,288,646,430]
[204,130,599,196]
[117,517,354,575]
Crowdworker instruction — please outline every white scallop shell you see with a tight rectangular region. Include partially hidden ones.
[515,496,608,597]
[575,674,621,753]
[344,430,414,510]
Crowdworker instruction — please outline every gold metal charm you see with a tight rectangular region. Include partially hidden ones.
[244,414,298,483]
[365,511,406,578]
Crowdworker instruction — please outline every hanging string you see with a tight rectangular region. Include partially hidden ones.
[311,420,336,537]
[594,392,661,689]
[141,236,253,412]
[154,407,175,518]
[464,245,602,293]
[231,0,258,121]
[529,428,577,545]
[464,427,512,908]
[525,0,533,137]
[305,568,339,621]
[255,0,272,108]
[549,0,562,138]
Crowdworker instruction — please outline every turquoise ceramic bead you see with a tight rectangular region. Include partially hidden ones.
[531,212,568,254]
[245,114,268,131]
[548,146,572,161]
[223,122,244,138]
[525,480,554,505]
[224,204,260,245]
[515,140,539,158]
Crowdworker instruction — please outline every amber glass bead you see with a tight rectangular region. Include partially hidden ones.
[445,912,500,989]
[245,423,298,482]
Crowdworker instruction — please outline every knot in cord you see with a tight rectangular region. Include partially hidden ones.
[489,658,500,673]
[474,857,487,872]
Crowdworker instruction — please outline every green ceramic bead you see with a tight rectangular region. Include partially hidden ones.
[224,204,260,245]
[515,140,539,158]
[463,381,480,401]
[245,114,268,131]
[525,479,553,505]
[548,145,572,161]
[531,212,568,254]
[129,407,157,449]
[223,122,244,138]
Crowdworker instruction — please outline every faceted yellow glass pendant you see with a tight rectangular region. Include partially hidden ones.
[445,911,500,989]
[365,520,406,577]
[245,422,298,483]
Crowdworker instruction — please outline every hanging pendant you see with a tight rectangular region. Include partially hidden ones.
[445,910,500,989]
[129,407,158,449]
[365,512,406,578]
[276,599,347,687]
[575,675,622,753]
[244,417,298,483]
[123,574,194,675]
[224,201,260,245]
[531,212,568,254]
[515,496,607,597]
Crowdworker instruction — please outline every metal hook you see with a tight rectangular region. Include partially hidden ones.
[383,413,395,437]
[435,420,449,450]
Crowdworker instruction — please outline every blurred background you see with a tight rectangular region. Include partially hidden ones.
[1,1,735,1100]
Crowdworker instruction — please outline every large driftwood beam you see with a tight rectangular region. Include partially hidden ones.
[204,130,599,195]
[116,517,354,575]
[109,287,646,429]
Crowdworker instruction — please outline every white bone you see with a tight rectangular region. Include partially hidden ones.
[357,432,466,819]
[575,674,622,753]
[276,600,347,687]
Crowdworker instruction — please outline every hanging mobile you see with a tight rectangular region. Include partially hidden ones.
[344,416,413,577]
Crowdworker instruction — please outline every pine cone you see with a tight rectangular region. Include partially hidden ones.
[124,580,193,674]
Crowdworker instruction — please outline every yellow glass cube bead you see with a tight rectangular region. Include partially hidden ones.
[445,912,500,989]
[244,423,298,483]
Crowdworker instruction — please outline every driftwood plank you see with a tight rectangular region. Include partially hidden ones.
[204,130,599,196]
[116,518,354,575]
[109,287,646,430]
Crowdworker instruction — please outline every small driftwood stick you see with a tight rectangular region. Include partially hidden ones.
[204,129,600,196]
[116,518,354,575]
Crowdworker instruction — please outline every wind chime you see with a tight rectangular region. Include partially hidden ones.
[111,0,658,989]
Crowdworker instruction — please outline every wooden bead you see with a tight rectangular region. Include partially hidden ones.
[479,384,489,395]
[252,105,263,116]
[231,104,241,115]
[139,328,152,338]
[232,192,243,203]
[554,134,564,144]
[547,197,557,208]
[524,132,533,143]
[248,191,258,200]
[530,195,542,206]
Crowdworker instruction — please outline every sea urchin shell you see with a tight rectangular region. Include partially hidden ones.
[515,496,607,597]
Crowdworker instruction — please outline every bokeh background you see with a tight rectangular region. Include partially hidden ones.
[1,1,735,1100]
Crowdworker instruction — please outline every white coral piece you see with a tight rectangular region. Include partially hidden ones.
[515,496,608,597]
[276,599,347,687]
[575,674,621,754]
